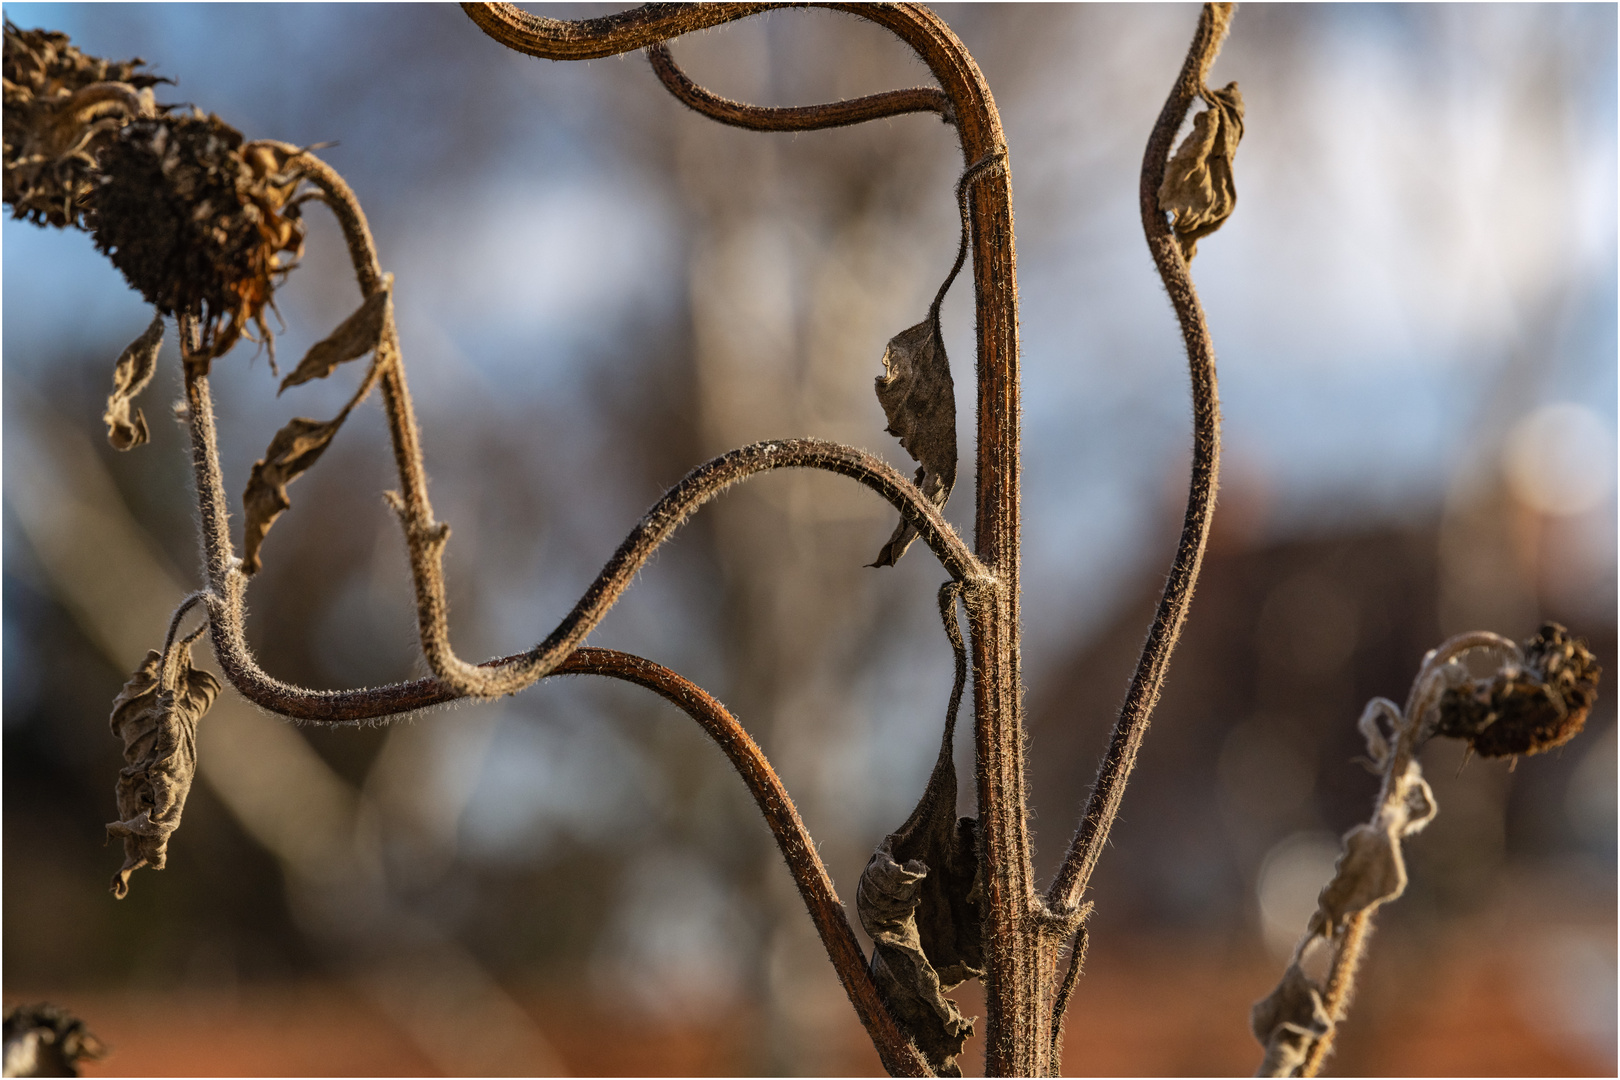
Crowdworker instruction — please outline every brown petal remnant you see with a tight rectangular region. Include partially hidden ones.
[872,317,957,567]
[106,641,220,898]
[102,311,164,450]
[1158,81,1244,262]
[855,585,982,1075]
[1433,622,1600,758]
[2,20,165,229]
[89,113,304,373]
[279,276,392,393]
[1251,962,1333,1078]
[3,1002,108,1078]
[241,415,343,575]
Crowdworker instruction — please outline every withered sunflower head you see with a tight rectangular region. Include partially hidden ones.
[1434,622,1601,758]
[90,111,304,370]
[2,19,167,228]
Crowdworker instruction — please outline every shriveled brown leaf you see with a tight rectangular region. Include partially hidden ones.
[857,843,976,1078]
[1158,81,1244,261]
[241,414,343,574]
[1251,962,1332,1077]
[855,637,981,1077]
[106,642,220,898]
[872,317,956,567]
[102,311,163,450]
[279,277,392,394]
[1311,823,1406,936]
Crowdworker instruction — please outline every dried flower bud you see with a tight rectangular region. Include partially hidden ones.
[1434,622,1600,758]
[2,20,165,228]
[90,113,303,369]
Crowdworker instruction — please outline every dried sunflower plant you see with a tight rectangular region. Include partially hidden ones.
[3,5,1599,1077]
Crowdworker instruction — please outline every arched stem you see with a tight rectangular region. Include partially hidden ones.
[646,41,950,131]
[560,647,931,1076]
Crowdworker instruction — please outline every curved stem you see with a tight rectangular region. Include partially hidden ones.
[461,2,774,61]
[559,647,931,1077]
[1048,2,1231,913]
[646,41,950,131]
[187,363,982,720]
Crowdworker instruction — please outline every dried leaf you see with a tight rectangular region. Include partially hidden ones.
[857,842,976,1078]
[1311,823,1406,936]
[106,642,220,898]
[240,414,343,574]
[1158,81,1244,261]
[872,317,956,567]
[855,608,980,1076]
[1251,963,1332,1077]
[279,277,392,394]
[102,311,164,450]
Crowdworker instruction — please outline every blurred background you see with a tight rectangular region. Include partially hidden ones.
[3,3,1614,1075]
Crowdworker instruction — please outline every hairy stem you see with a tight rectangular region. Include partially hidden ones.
[648,41,950,130]
[560,647,931,1077]
[468,3,1036,1068]
[1048,1,1231,914]
[188,354,981,721]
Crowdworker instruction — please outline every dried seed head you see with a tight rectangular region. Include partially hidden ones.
[3,1003,107,1078]
[1433,622,1600,758]
[2,20,166,228]
[90,113,303,369]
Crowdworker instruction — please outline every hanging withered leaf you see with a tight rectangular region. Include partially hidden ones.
[1250,962,1333,1078]
[1158,81,1244,262]
[106,640,220,898]
[870,153,1008,569]
[102,311,163,450]
[240,415,343,575]
[855,585,981,1075]
[872,315,956,567]
[279,275,392,394]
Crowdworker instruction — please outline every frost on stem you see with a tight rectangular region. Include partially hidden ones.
[1251,624,1600,1078]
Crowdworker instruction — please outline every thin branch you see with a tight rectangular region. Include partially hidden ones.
[1048,923,1088,1067]
[1047,1,1232,913]
[558,647,932,1077]
[460,2,774,61]
[1292,631,1519,1077]
[646,41,950,131]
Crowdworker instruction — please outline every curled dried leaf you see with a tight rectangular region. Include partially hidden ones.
[102,311,163,450]
[1251,963,1332,1078]
[871,317,956,567]
[240,415,342,575]
[280,276,391,393]
[1311,823,1405,936]
[1434,622,1600,758]
[854,584,980,1074]
[1158,81,1244,261]
[106,641,219,898]
[857,843,976,1077]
